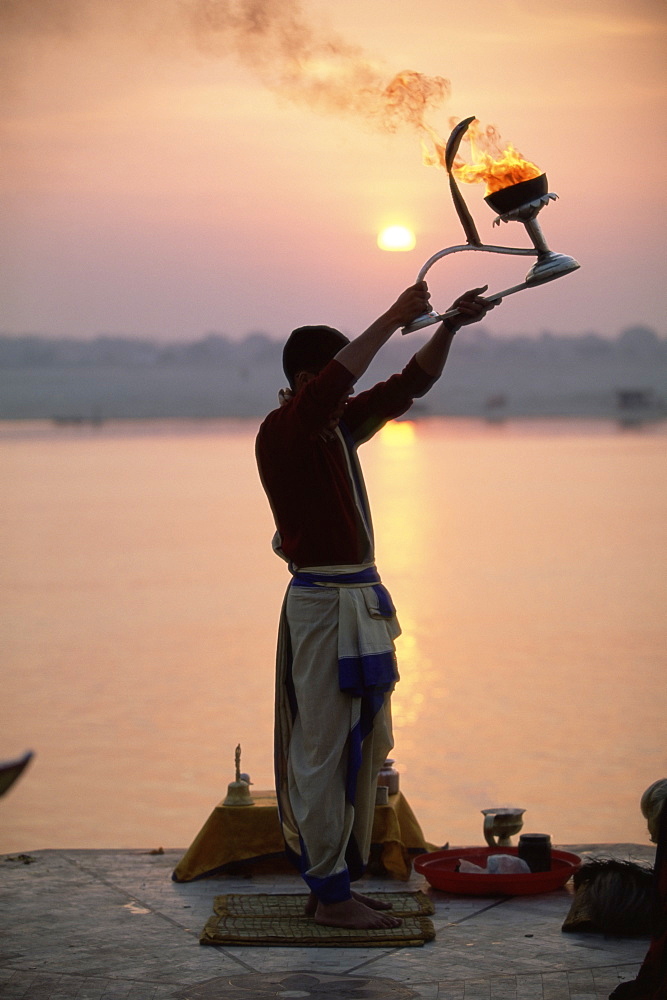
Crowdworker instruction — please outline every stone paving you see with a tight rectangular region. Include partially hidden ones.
[0,844,654,1000]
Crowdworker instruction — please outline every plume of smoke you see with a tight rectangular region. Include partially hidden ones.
[1,0,451,136]
[179,0,451,134]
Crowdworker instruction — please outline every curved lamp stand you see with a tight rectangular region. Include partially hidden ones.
[403,117,580,334]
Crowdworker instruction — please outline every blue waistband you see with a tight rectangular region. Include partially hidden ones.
[290,567,381,588]
[290,565,396,631]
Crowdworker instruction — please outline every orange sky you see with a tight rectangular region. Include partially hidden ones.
[1,0,666,340]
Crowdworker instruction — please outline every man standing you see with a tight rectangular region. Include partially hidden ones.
[256,280,495,930]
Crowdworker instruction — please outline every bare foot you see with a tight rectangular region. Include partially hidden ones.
[314,897,402,930]
[304,890,393,917]
[352,890,393,910]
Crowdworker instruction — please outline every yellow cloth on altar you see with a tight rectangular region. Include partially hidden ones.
[172,789,431,883]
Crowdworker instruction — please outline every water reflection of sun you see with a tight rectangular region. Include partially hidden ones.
[392,629,425,732]
[374,420,420,576]
[367,420,443,759]
[379,420,416,446]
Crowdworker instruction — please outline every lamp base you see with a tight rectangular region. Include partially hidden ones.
[526,252,580,285]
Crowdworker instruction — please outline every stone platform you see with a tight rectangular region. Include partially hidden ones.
[0,844,654,999]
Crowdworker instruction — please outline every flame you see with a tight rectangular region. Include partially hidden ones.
[454,143,542,194]
[452,119,541,194]
[420,116,542,195]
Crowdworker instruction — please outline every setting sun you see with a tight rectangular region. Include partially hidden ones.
[377,225,416,252]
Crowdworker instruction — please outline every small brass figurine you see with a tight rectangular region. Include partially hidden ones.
[223,744,254,806]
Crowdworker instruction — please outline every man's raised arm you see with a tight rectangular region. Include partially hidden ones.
[334,282,431,380]
[335,282,498,384]
[415,285,496,380]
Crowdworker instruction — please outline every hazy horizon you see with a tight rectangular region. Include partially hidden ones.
[2,322,665,421]
[1,321,666,346]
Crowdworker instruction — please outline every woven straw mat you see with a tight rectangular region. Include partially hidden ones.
[200,891,435,947]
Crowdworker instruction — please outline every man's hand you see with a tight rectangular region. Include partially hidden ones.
[385,281,432,328]
[334,281,432,381]
[414,285,498,379]
[446,285,496,330]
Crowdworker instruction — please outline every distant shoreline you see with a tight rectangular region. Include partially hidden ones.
[2,328,665,422]
[2,416,666,443]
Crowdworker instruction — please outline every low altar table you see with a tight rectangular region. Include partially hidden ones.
[172,790,431,883]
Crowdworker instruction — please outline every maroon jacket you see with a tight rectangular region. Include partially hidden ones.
[255,356,434,569]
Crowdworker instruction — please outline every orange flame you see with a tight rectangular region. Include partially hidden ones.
[454,143,542,194]
[422,117,542,195]
[454,120,541,194]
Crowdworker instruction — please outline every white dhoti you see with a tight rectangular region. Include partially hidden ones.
[274,565,400,903]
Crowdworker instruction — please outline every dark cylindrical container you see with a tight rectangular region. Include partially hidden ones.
[484,173,548,215]
[518,833,552,872]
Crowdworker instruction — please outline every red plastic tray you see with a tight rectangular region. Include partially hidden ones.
[413,846,581,896]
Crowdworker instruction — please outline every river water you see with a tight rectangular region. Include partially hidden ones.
[1,417,665,853]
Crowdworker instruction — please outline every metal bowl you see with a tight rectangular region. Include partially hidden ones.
[484,174,549,215]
